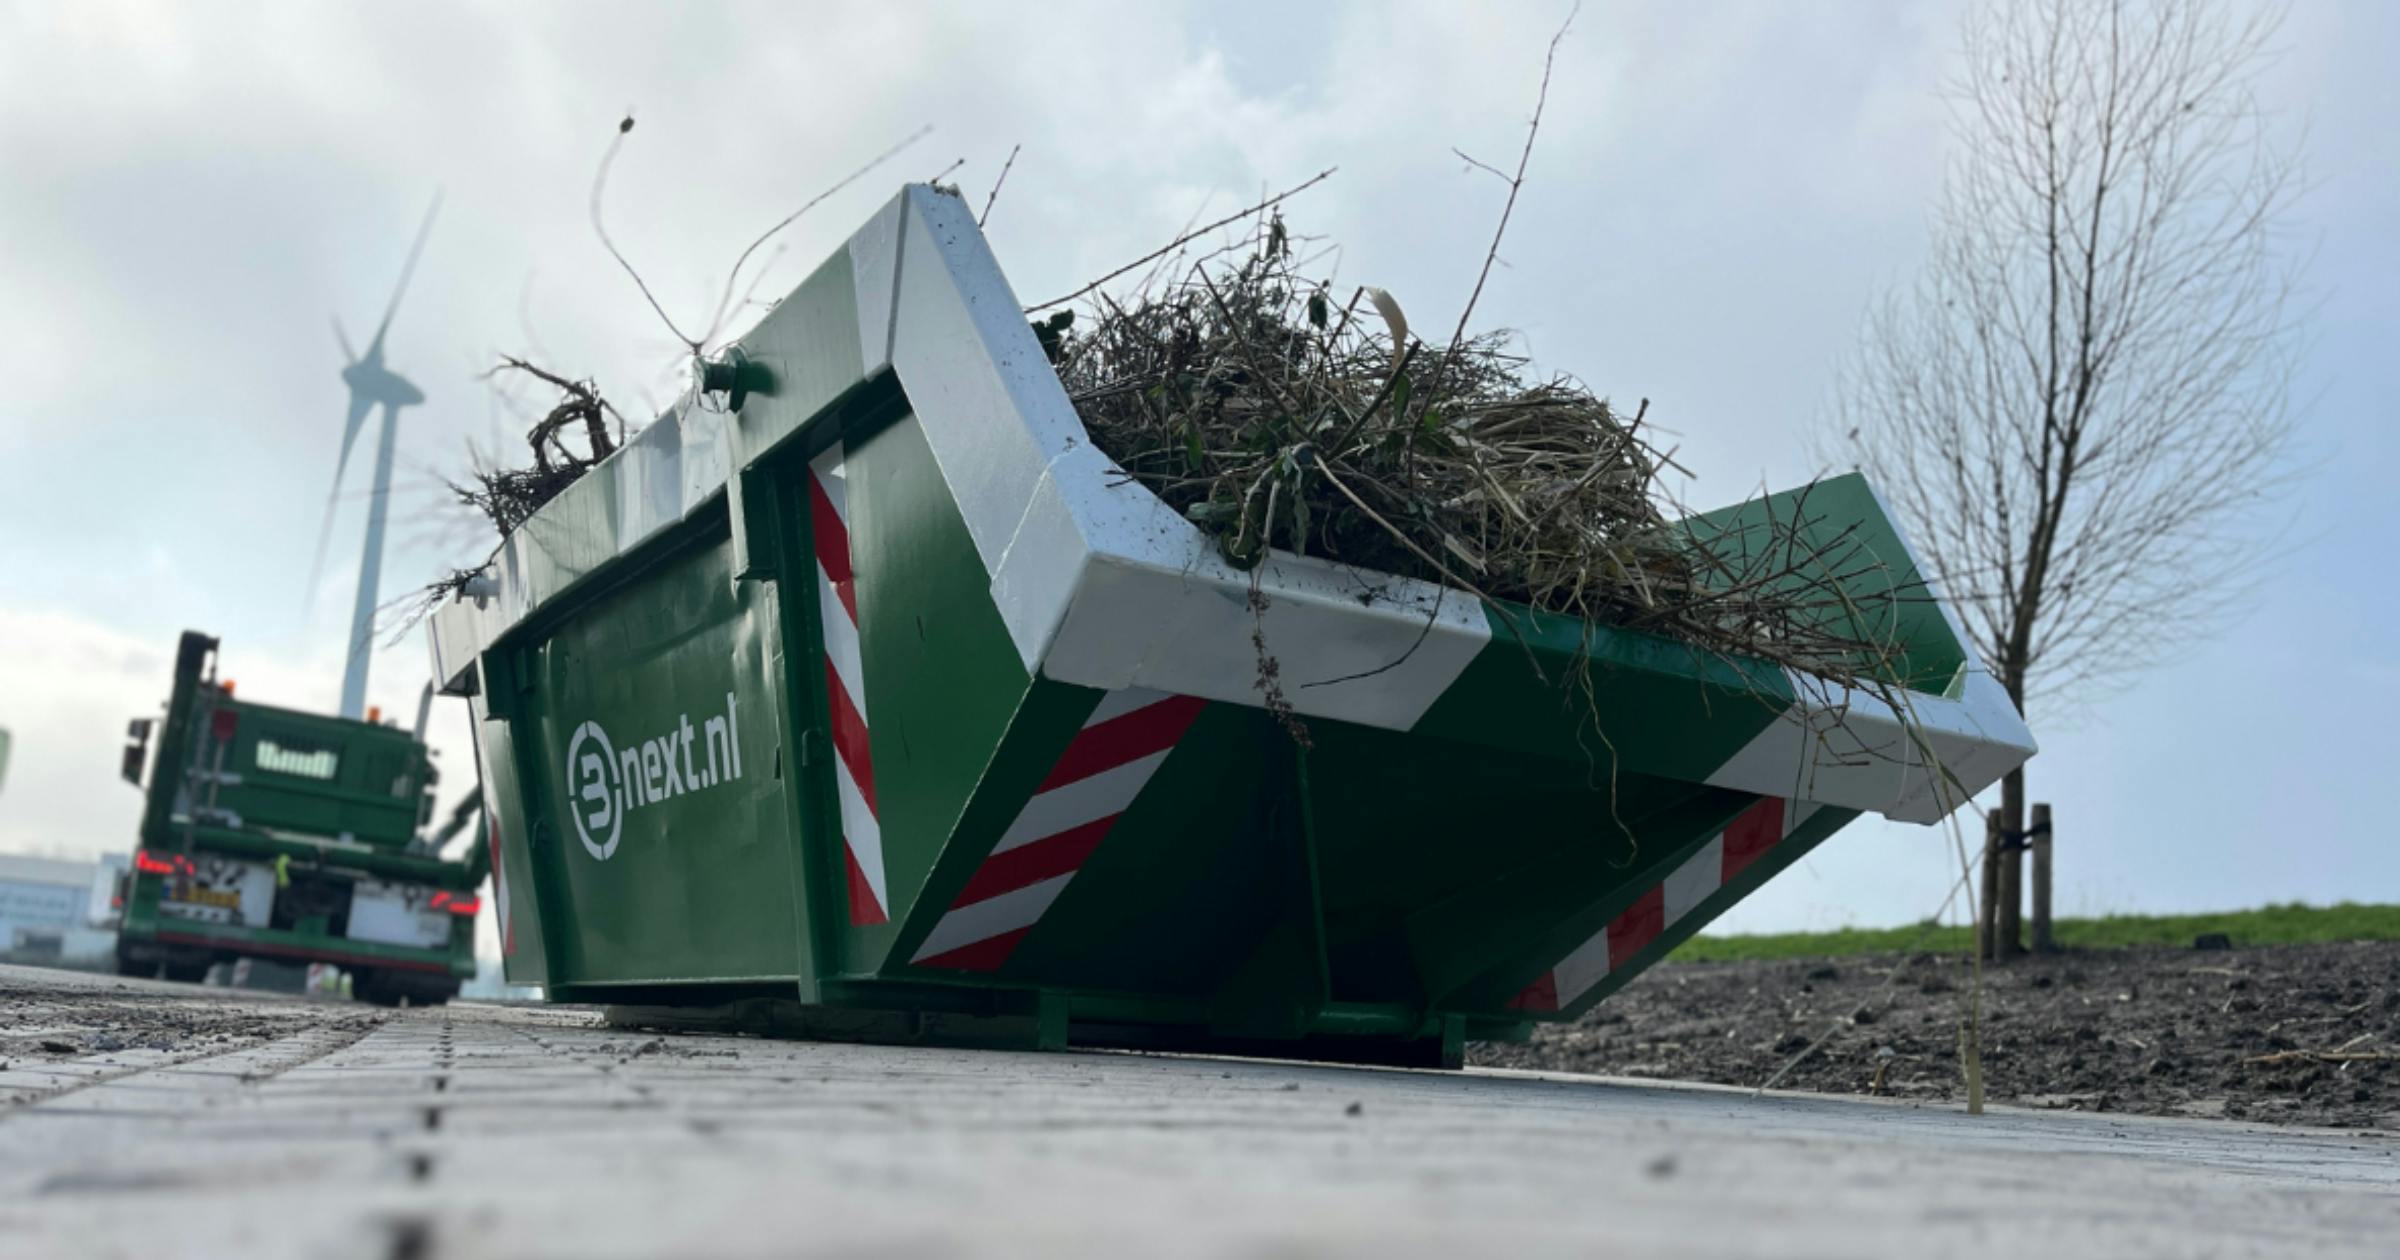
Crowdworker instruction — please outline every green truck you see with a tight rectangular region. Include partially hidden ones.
[115,631,486,1005]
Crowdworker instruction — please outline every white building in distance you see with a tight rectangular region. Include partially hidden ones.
[0,852,118,963]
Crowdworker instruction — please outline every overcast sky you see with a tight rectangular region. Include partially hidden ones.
[1,1,2391,941]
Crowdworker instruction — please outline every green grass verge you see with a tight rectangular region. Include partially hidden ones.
[1673,902,2400,964]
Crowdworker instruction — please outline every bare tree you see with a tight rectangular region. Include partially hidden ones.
[1832,0,2303,948]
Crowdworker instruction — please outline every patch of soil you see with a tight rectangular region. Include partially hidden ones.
[0,964,379,1071]
[1473,940,2400,1130]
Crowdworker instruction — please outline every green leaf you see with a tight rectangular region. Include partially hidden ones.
[1388,372,1413,421]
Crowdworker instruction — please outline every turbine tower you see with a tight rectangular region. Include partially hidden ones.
[310,196,438,720]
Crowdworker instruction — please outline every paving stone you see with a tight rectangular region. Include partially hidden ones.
[3,963,2396,1258]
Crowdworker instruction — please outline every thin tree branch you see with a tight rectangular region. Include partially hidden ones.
[703,124,934,347]
[1441,2,1578,366]
[590,115,700,351]
[980,143,1021,228]
[1022,168,1337,313]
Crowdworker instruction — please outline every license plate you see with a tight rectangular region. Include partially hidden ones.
[158,856,274,927]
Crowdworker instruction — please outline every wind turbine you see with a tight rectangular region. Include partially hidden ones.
[309,195,438,721]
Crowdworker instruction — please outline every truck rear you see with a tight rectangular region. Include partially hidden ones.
[115,631,485,1005]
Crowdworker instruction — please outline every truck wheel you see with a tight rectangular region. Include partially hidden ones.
[161,960,211,984]
[353,970,402,1007]
[114,952,159,980]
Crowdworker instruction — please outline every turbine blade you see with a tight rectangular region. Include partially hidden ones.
[368,190,442,356]
[332,315,357,364]
[304,391,376,614]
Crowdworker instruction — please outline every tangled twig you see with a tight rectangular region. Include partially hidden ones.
[446,357,630,538]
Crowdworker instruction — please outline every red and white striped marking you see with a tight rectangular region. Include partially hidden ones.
[1510,796,1818,1013]
[812,443,889,925]
[911,688,1206,972]
[489,815,515,957]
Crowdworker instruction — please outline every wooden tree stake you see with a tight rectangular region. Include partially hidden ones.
[2031,801,2054,953]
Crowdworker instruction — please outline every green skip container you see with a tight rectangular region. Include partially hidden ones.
[428,185,2034,1066]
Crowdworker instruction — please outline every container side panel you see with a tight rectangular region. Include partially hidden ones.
[1682,473,1968,693]
[1298,720,1748,1006]
[970,700,1284,994]
[807,441,890,926]
[970,703,1743,1017]
[823,410,1036,971]
[1413,601,1794,781]
[728,247,869,469]
[886,676,1103,972]
[520,529,801,984]
[1505,801,1861,1020]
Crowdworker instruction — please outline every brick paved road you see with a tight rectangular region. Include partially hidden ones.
[3,963,2395,1259]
